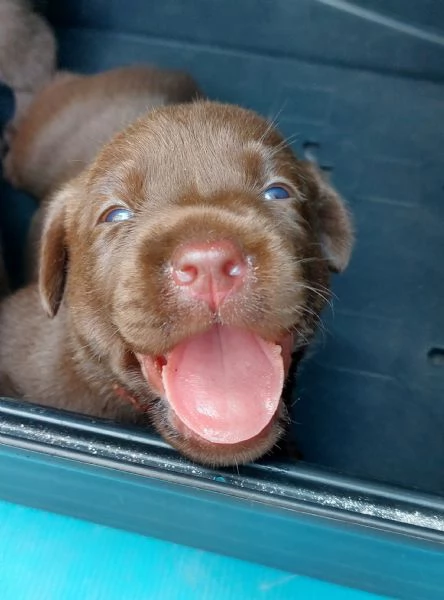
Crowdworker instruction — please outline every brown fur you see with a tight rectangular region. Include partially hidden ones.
[0,0,56,138]
[0,101,353,465]
[4,65,203,198]
[4,65,202,280]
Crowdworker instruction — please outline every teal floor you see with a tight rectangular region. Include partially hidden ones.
[0,500,387,599]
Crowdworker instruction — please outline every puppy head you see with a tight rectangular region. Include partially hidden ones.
[39,101,353,466]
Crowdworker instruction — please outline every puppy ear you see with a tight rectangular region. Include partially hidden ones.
[39,189,70,318]
[304,162,354,273]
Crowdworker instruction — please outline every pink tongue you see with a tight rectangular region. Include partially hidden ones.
[162,326,284,444]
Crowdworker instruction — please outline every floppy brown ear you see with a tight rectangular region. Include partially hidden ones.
[304,162,354,273]
[39,188,70,317]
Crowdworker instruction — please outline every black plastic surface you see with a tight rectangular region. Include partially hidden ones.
[1,1,444,596]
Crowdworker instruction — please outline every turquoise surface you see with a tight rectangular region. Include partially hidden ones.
[0,500,386,599]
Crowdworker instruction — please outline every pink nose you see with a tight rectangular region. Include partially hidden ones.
[171,240,247,309]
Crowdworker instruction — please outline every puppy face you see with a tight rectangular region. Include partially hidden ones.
[39,101,353,466]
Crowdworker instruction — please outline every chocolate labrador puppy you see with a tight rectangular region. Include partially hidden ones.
[0,101,353,466]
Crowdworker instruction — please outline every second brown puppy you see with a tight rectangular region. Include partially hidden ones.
[5,65,201,198]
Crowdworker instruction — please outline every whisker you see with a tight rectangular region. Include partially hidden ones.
[267,133,300,156]
[259,103,288,143]
[298,283,333,307]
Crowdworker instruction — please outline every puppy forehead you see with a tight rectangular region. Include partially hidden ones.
[89,103,285,203]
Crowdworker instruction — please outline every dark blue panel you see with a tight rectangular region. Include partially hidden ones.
[45,0,444,80]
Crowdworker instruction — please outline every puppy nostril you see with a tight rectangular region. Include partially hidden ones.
[225,261,244,278]
[173,265,197,285]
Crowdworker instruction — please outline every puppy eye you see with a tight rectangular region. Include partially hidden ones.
[100,207,134,223]
[263,185,291,201]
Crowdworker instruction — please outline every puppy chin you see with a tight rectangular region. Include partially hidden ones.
[152,400,288,467]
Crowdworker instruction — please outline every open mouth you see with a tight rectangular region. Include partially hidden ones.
[136,325,293,445]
